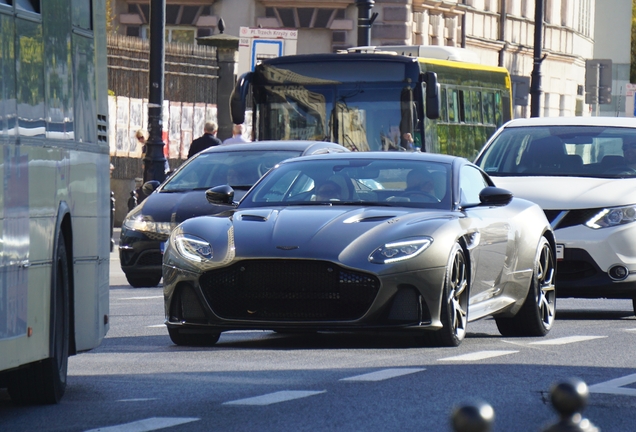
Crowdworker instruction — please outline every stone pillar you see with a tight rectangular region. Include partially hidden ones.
[196,34,239,141]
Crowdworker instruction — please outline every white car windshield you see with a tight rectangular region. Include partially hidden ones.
[476,126,636,178]
[240,158,452,210]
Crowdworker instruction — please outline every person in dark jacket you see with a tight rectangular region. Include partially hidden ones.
[187,121,222,158]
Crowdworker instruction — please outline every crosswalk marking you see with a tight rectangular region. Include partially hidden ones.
[340,368,425,382]
[85,417,199,432]
[588,373,636,396]
[439,350,518,361]
[529,336,606,345]
[224,390,326,406]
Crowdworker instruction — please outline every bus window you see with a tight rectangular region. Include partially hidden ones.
[72,0,93,31]
[483,92,495,125]
[440,87,448,122]
[471,91,482,124]
[495,92,503,126]
[459,90,468,123]
[448,88,459,123]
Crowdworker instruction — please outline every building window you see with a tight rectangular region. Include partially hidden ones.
[575,0,592,37]
[126,3,214,44]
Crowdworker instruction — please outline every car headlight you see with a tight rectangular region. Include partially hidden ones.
[123,216,173,235]
[369,237,433,264]
[174,233,213,262]
[585,205,636,229]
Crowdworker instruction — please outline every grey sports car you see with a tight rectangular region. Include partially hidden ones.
[163,152,556,347]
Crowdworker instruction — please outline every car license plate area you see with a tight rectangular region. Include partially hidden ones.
[556,244,564,260]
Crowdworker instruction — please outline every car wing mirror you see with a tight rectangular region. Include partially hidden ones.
[479,187,513,206]
[206,185,236,205]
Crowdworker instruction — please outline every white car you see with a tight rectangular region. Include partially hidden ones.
[474,116,636,314]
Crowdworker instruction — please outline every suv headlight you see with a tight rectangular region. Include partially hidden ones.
[586,205,636,229]
[369,237,433,264]
[123,216,173,235]
[174,233,213,262]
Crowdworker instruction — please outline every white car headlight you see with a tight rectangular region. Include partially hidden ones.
[369,238,433,264]
[123,216,173,235]
[585,205,636,229]
[174,233,213,262]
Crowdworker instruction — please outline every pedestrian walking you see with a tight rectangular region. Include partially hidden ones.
[188,121,222,158]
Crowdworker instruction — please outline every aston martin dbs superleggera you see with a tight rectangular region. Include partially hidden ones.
[163,152,556,347]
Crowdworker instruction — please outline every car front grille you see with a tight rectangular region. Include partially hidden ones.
[543,208,603,230]
[200,260,380,321]
[137,250,163,266]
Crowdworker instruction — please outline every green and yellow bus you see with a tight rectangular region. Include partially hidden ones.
[231,45,512,159]
[0,0,110,404]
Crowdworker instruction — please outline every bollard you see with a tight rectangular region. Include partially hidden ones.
[451,401,495,432]
[542,378,600,432]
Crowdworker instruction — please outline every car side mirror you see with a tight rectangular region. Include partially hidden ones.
[479,187,513,206]
[206,185,235,205]
[141,180,160,196]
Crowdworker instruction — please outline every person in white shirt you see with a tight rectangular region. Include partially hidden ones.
[223,124,250,144]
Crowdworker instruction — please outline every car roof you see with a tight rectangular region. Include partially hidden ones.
[500,116,636,129]
[199,140,349,155]
[279,150,461,164]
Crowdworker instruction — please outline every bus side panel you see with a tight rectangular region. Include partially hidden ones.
[70,150,110,351]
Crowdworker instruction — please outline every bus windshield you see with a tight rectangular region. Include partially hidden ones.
[257,83,415,152]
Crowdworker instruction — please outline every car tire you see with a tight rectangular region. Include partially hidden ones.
[632,298,636,316]
[495,236,556,337]
[168,327,220,347]
[126,274,162,288]
[420,242,469,347]
[8,234,70,404]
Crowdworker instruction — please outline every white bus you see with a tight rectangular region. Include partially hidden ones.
[0,0,110,404]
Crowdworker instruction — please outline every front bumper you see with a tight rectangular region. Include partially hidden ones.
[119,228,168,277]
[163,259,447,333]
[555,223,636,299]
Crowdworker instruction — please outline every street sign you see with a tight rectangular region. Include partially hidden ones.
[585,59,612,105]
[238,27,298,76]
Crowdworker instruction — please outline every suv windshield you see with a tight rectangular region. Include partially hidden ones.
[162,150,301,191]
[476,126,636,178]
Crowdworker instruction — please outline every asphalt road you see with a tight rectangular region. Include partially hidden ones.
[1,229,635,431]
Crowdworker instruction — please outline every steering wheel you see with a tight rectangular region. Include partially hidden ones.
[258,162,276,176]
[402,190,441,203]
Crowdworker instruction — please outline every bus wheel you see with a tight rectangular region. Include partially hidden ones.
[8,235,70,404]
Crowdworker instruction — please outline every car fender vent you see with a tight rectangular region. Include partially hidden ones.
[240,214,268,222]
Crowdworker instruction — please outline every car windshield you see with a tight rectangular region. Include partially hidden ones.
[162,150,302,192]
[476,126,636,178]
[239,158,452,210]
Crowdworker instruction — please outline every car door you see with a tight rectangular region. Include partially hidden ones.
[459,165,512,306]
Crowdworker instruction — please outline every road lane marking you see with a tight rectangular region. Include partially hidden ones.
[439,351,518,361]
[529,336,606,345]
[340,368,425,382]
[223,390,326,406]
[147,325,165,328]
[84,417,199,432]
[589,373,636,396]
[119,296,164,300]
[625,328,636,332]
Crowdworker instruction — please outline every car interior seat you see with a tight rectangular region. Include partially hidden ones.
[521,136,566,173]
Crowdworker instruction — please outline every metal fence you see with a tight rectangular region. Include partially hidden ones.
[107,34,219,103]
